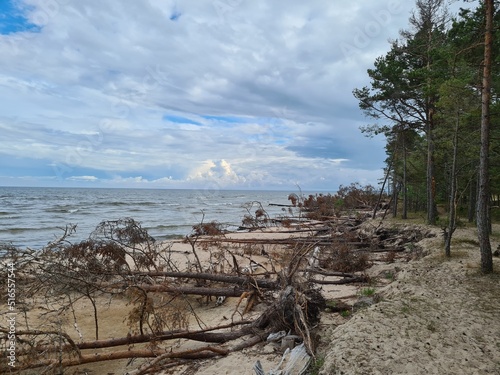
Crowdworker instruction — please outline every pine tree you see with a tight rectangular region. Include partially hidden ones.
[477,0,494,273]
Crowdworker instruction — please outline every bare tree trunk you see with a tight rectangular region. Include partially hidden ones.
[445,113,460,257]
[392,173,399,218]
[17,346,229,371]
[22,321,252,354]
[402,132,408,220]
[468,174,476,223]
[426,108,437,225]
[88,294,99,340]
[373,159,393,219]
[477,0,494,273]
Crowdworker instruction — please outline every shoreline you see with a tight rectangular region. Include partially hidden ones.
[1,215,499,374]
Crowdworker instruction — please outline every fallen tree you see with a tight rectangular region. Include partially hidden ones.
[0,214,430,374]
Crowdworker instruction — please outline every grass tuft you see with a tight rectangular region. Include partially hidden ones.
[360,287,376,297]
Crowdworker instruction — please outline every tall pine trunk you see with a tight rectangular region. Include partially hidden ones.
[477,0,493,273]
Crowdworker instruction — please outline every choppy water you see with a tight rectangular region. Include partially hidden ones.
[0,187,298,249]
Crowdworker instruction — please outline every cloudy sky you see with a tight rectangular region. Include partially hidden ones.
[0,0,470,191]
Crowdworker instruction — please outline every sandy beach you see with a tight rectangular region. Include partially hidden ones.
[1,218,499,375]
[169,221,500,375]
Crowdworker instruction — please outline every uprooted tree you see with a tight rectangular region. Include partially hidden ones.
[0,197,427,374]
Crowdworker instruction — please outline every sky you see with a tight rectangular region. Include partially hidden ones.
[0,0,473,191]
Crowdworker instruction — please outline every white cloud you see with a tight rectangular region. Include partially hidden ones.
[1,0,468,190]
[67,175,98,182]
[187,159,245,186]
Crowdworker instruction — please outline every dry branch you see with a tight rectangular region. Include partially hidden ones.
[15,346,229,371]
[131,270,278,289]
[125,284,250,297]
[306,269,363,278]
[309,276,368,285]
[19,321,252,355]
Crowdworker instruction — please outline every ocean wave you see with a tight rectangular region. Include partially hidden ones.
[102,201,128,206]
[0,187,291,248]
[45,207,80,214]
[127,208,145,212]
[104,201,158,207]
[154,233,186,241]
[0,227,52,234]
[203,202,235,206]
[150,224,191,230]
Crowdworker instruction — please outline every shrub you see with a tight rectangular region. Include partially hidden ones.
[336,182,379,209]
[241,202,271,228]
[302,193,338,219]
[289,183,383,221]
[321,243,370,273]
[191,221,224,236]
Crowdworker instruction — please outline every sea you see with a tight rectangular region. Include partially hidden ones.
[0,187,305,249]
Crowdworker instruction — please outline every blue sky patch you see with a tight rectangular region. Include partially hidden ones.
[202,115,254,124]
[0,0,40,34]
[162,114,201,125]
[0,155,53,177]
[169,10,181,21]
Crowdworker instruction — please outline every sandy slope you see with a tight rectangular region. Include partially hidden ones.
[319,224,500,375]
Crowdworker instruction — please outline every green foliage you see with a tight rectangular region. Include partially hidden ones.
[325,300,337,309]
[354,1,500,223]
[341,310,351,318]
[360,287,376,297]
[308,355,325,375]
[491,207,500,222]
[384,271,395,281]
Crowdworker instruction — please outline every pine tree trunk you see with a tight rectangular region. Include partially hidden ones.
[477,0,494,273]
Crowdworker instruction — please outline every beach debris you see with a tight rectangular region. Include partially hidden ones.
[241,260,263,274]
[304,245,321,278]
[253,343,311,375]
[281,335,301,351]
[215,295,227,306]
[267,331,287,342]
[308,246,320,269]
